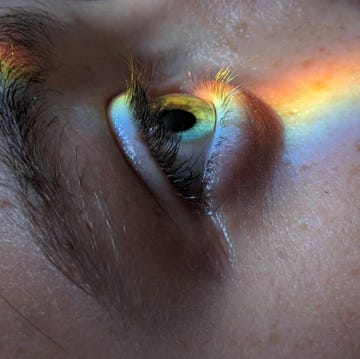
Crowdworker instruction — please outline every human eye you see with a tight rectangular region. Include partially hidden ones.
[107,66,284,240]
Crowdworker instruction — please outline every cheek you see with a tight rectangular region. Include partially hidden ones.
[216,103,360,352]
[223,98,360,254]
[0,197,119,357]
[221,100,360,336]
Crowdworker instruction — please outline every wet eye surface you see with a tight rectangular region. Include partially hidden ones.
[151,94,216,142]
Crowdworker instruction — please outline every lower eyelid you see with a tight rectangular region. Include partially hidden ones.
[108,92,189,216]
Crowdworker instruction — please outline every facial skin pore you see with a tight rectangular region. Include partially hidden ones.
[0,1,359,358]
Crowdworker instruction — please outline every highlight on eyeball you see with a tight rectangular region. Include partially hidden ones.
[107,66,284,213]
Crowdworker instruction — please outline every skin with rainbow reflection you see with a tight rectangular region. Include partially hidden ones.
[0,0,359,358]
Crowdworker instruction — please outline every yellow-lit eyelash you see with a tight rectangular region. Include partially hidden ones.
[190,67,243,127]
[123,64,242,142]
[108,64,243,200]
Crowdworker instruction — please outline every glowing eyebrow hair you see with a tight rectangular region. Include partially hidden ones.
[0,9,55,184]
[0,7,133,318]
[0,8,57,65]
[0,8,61,189]
[0,8,104,304]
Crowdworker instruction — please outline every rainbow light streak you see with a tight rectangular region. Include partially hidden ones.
[0,42,34,82]
[254,55,360,166]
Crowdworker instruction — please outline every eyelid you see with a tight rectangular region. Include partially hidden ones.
[108,86,231,269]
[108,89,193,219]
[107,67,284,265]
[194,78,284,203]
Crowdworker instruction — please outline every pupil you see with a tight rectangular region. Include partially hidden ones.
[159,109,196,133]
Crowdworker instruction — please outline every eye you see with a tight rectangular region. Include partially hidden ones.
[108,82,219,201]
[107,68,283,214]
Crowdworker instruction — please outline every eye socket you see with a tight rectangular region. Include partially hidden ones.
[107,69,283,265]
[108,68,283,212]
[107,67,284,270]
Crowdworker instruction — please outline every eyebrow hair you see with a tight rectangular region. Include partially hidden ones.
[0,8,123,317]
[0,6,199,329]
[0,9,56,174]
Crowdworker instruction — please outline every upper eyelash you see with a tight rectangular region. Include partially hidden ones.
[126,66,237,201]
[127,68,202,199]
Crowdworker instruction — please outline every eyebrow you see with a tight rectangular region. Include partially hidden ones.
[0,7,58,171]
[0,7,122,315]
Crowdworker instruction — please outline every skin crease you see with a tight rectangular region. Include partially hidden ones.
[0,0,359,358]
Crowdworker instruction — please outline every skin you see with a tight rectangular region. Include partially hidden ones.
[0,0,359,358]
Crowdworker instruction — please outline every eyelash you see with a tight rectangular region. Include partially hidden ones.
[126,67,231,201]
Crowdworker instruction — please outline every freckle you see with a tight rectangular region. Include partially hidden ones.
[344,307,355,320]
[350,165,360,176]
[272,60,282,68]
[311,80,328,92]
[235,21,249,35]
[301,59,313,68]
[245,335,263,347]
[315,304,321,311]
[351,267,360,277]
[299,222,309,232]
[325,277,335,285]
[177,338,188,349]
[0,200,12,209]
[277,249,288,259]
[356,142,360,152]
[300,164,310,172]
[269,333,279,343]
[83,65,91,72]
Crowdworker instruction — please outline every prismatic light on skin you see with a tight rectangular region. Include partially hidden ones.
[0,43,17,78]
[254,55,360,167]
[107,55,360,267]
[0,42,35,82]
